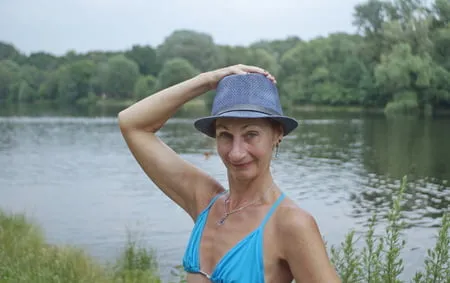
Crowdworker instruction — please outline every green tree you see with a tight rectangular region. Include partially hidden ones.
[62,50,81,64]
[83,51,122,64]
[57,67,80,104]
[98,55,140,99]
[0,42,24,63]
[133,75,157,100]
[375,43,435,114]
[246,48,281,77]
[156,58,199,91]
[375,44,433,91]
[250,36,302,62]
[428,65,450,108]
[381,4,433,56]
[353,0,390,37]
[279,41,318,106]
[219,46,253,66]
[432,0,450,28]
[217,47,280,76]
[432,26,450,71]
[20,65,44,92]
[157,30,223,71]
[38,71,60,101]
[0,60,21,102]
[280,35,357,106]
[17,80,37,103]
[352,0,394,65]
[125,45,160,76]
[26,52,60,70]
[57,59,96,104]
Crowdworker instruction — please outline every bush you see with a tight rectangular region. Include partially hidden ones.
[329,176,450,283]
[0,211,106,282]
[0,211,163,283]
[385,100,420,116]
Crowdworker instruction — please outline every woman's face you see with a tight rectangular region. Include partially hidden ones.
[214,118,282,181]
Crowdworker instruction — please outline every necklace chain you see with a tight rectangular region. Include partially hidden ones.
[216,183,274,226]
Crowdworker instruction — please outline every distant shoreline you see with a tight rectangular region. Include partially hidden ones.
[2,99,450,117]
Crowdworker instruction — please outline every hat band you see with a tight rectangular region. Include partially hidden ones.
[215,104,281,116]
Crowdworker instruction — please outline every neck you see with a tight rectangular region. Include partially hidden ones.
[226,172,276,208]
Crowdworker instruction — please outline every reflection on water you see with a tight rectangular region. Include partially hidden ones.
[359,117,450,228]
[0,111,449,281]
[284,116,450,224]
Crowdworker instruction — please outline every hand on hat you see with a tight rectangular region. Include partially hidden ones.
[204,64,277,90]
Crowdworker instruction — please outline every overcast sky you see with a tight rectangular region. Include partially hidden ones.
[0,0,363,55]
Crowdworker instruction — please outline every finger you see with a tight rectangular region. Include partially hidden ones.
[269,78,277,84]
[265,74,277,83]
[231,65,277,83]
[233,67,248,75]
[251,67,267,75]
[239,65,266,74]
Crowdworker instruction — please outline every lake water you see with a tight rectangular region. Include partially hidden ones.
[0,107,449,282]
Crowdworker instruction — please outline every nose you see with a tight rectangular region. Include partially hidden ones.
[228,138,246,162]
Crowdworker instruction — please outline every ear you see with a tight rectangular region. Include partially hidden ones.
[268,119,284,144]
[272,126,283,146]
[276,124,284,142]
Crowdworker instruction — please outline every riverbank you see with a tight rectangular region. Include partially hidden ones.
[2,98,450,118]
[1,178,448,283]
[56,98,450,116]
[0,210,175,283]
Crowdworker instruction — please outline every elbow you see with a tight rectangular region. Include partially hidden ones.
[117,109,159,134]
[117,109,132,133]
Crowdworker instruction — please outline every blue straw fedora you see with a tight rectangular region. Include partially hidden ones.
[194,73,298,138]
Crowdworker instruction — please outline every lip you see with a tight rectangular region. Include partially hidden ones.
[231,161,252,169]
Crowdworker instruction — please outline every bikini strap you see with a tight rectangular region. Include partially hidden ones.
[198,191,226,217]
[260,192,286,228]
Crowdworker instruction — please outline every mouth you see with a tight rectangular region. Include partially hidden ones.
[231,161,252,169]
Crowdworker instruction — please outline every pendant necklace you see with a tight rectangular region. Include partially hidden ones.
[216,183,275,226]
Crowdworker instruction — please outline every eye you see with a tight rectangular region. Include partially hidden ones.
[216,132,232,139]
[245,131,258,139]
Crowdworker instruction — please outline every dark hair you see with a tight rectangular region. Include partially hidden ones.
[268,118,284,136]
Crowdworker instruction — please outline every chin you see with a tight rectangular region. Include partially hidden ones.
[229,166,258,181]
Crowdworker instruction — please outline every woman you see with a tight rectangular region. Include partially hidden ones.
[118,64,341,283]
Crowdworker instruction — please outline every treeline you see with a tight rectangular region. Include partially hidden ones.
[0,0,449,115]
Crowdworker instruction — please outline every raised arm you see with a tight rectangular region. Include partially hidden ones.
[118,64,273,221]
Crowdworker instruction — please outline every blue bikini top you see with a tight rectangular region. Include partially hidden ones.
[182,192,286,283]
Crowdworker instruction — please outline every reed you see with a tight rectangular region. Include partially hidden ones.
[330,176,450,283]
[0,211,162,283]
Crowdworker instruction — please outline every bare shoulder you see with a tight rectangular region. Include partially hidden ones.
[273,196,341,282]
[271,198,323,255]
[274,197,318,237]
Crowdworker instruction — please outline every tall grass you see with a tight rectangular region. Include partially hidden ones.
[0,176,448,283]
[0,211,162,283]
[330,176,450,283]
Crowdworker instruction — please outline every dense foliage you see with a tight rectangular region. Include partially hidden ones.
[1,0,449,115]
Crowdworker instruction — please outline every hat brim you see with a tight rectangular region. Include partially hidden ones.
[194,110,298,138]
